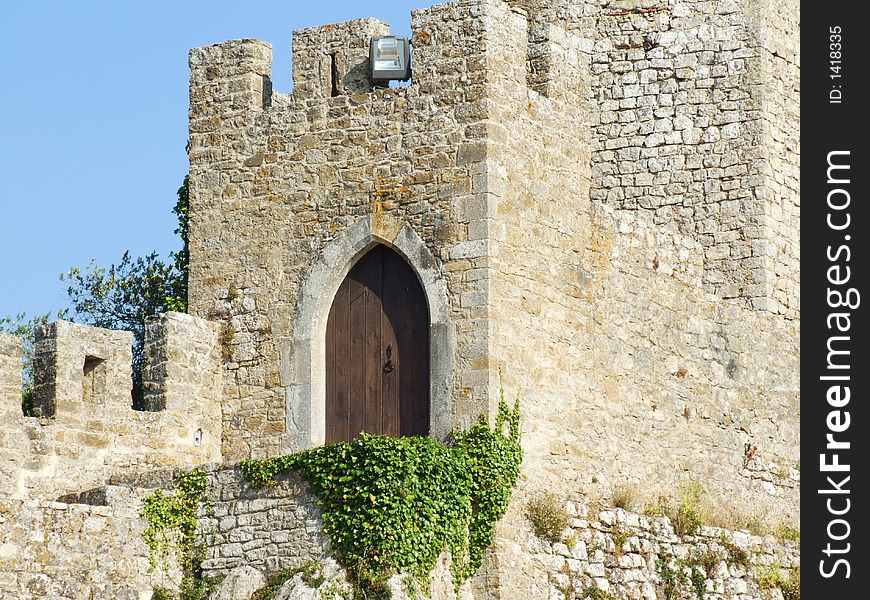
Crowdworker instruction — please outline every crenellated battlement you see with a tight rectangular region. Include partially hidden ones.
[0,313,222,500]
[30,321,134,419]
[186,0,583,125]
[0,333,23,422]
[292,18,391,98]
[186,0,799,318]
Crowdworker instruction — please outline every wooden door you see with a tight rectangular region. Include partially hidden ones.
[326,245,430,442]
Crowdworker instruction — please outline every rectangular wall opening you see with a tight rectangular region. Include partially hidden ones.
[82,355,107,404]
[330,52,340,97]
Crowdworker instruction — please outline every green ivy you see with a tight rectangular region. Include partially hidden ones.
[241,399,522,595]
[141,468,210,596]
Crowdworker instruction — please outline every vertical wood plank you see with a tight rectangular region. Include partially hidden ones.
[348,266,368,440]
[340,280,352,441]
[363,246,384,436]
[326,279,355,442]
[397,254,418,437]
[381,249,403,437]
[410,274,430,436]
[325,244,430,442]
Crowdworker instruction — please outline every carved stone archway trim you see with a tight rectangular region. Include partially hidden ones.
[280,214,454,451]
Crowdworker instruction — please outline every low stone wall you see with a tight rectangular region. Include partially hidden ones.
[200,470,802,600]
[0,487,157,600]
[489,495,800,600]
[201,466,800,600]
[0,464,326,599]
[200,466,328,576]
[0,461,800,600]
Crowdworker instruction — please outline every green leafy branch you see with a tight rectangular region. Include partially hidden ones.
[241,399,523,596]
[141,468,210,596]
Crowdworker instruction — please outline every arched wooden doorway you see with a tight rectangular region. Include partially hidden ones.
[325,245,430,442]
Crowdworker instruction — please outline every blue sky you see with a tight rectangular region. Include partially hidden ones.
[0,0,425,319]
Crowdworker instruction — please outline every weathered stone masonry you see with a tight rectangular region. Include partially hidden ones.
[0,313,223,501]
[0,465,798,599]
[0,1,798,598]
[510,0,799,317]
[187,0,798,525]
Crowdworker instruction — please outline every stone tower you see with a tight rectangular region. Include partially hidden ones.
[187,0,798,526]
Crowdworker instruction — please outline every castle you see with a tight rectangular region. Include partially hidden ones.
[0,1,799,598]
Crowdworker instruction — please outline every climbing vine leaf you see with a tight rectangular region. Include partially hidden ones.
[241,399,523,594]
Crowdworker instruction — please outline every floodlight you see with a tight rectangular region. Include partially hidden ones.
[369,36,411,83]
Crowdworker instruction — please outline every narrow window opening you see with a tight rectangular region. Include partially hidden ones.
[82,355,106,404]
[262,74,273,108]
[330,52,340,97]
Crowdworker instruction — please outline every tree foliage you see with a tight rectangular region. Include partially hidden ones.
[167,174,189,313]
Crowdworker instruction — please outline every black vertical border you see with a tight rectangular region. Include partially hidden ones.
[802,2,867,596]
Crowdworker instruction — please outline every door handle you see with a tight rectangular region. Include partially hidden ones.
[383,344,394,374]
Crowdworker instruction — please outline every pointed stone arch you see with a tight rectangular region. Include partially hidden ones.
[280,215,453,451]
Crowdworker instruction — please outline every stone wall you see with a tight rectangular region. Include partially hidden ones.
[186,0,799,534]
[0,466,800,600]
[201,469,800,599]
[199,467,327,577]
[454,0,800,531]
[495,200,800,530]
[0,334,28,496]
[0,466,323,600]
[1,450,800,600]
[489,493,800,599]
[0,487,157,600]
[510,0,799,318]
[0,313,223,500]
[752,0,800,316]
[202,468,800,600]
